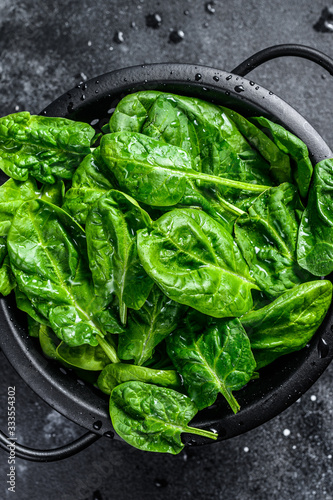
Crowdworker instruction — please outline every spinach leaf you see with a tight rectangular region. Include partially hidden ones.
[109,381,217,454]
[27,315,40,338]
[38,323,62,361]
[0,255,15,295]
[56,340,111,371]
[251,116,313,198]
[109,91,162,133]
[235,183,312,298]
[98,363,181,394]
[7,199,120,360]
[0,112,96,183]
[137,208,257,318]
[241,280,332,369]
[100,132,271,208]
[118,285,184,365]
[297,159,333,276]
[220,107,291,184]
[62,148,114,225]
[86,190,153,324]
[166,316,255,413]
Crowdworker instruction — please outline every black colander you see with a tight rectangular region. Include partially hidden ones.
[1,44,333,462]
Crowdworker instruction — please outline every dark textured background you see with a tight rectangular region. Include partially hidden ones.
[1,1,333,499]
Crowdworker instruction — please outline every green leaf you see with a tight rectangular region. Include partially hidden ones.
[235,183,312,298]
[86,190,153,323]
[56,340,111,371]
[62,148,114,225]
[98,363,181,394]
[100,132,271,208]
[109,381,217,454]
[7,199,119,360]
[166,315,255,413]
[297,159,333,276]
[220,107,292,185]
[0,112,95,183]
[38,323,62,360]
[118,285,184,365]
[241,280,332,369]
[137,208,257,318]
[0,254,15,295]
[251,116,313,198]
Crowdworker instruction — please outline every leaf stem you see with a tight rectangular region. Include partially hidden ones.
[97,334,120,364]
[186,426,218,440]
[221,388,240,414]
[119,302,127,326]
[191,172,271,193]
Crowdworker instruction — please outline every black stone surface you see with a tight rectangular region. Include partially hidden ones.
[0,1,333,499]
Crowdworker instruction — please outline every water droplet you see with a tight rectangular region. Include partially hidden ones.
[269,91,274,95]
[310,394,317,401]
[249,81,255,86]
[255,86,260,90]
[234,85,245,93]
[90,118,99,126]
[318,337,329,358]
[195,73,202,81]
[155,478,168,488]
[103,430,114,439]
[146,12,162,29]
[87,40,92,47]
[82,83,87,90]
[226,75,232,80]
[203,22,209,28]
[93,420,102,430]
[169,29,185,43]
[283,428,291,437]
[59,367,67,375]
[130,21,137,29]
[209,427,218,434]
[213,75,219,82]
[95,80,99,84]
[244,446,249,452]
[80,94,86,101]
[205,1,216,14]
[314,6,333,32]
[93,491,103,500]
[184,9,189,15]
[225,90,230,96]
[113,31,124,44]
[76,378,85,385]
[95,90,99,94]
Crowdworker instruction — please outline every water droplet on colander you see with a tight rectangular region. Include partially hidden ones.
[184,9,189,15]
[234,85,245,93]
[205,1,216,14]
[213,75,219,82]
[169,29,185,43]
[318,338,329,358]
[195,73,202,81]
[269,91,274,95]
[226,75,232,81]
[225,90,230,96]
[146,12,162,29]
[255,85,260,90]
[67,102,74,113]
[82,83,87,90]
[209,427,218,434]
[103,430,114,439]
[249,81,255,86]
[90,118,99,126]
[113,31,124,44]
[80,94,86,101]
[93,420,102,430]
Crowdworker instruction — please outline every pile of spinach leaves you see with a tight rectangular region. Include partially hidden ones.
[0,91,332,455]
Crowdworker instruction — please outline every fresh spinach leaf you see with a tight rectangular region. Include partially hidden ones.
[62,148,114,225]
[251,116,313,198]
[137,208,258,318]
[166,316,255,413]
[7,199,120,360]
[235,183,312,298]
[109,381,217,454]
[56,339,111,371]
[241,280,332,369]
[297,159,333,276]
[0,112,96,183]
[86,190,153,324]
[118,285,184,365]
[98,363,181,394]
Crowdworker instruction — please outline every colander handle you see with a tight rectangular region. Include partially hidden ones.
[232,43,333,77]
[0,429,101,462]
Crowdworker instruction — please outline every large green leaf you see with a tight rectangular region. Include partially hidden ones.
[118,285,184,365]
[62,148,114,225]
[297,159,333,276]
[56,340,111,371]
[235,183,312,298]
[0,112,95,183]
[109,381,217,454]
[137,208,257,317]
[7,199,121,358]
[166,315,255,413]
[86,190,153,323]
[98,363,181,394]
[241,280,332,369]
[251,116,313,198]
